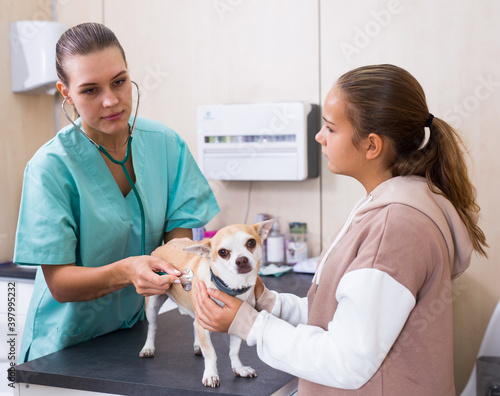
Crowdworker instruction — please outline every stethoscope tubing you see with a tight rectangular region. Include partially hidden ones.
[61,81,146,256]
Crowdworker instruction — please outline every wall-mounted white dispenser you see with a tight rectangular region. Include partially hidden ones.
[10,21,67,94]
[196,102,319,181]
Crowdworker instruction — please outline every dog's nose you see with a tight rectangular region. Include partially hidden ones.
[236,256,249,268]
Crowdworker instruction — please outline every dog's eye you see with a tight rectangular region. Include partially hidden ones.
[247,239,256,249]
[218,249,229,258]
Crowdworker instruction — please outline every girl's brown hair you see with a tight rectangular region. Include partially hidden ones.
[56,22,126,87]
[337,64,487,256]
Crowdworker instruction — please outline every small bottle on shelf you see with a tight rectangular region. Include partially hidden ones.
[266,220,285,266]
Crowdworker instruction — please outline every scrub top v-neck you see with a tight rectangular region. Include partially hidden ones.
[14,116,219,363]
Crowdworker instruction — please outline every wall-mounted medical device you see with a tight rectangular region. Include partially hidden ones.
[10,21,67,94]
[196,102,319,181]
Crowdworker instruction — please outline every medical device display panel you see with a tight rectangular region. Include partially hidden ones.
[197,102,319,181]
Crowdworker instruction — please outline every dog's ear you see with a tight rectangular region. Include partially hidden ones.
[184,240,212,258]
[253,219,275,241]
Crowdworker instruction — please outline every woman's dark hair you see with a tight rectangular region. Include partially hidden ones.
[56,22,126,87]
[337,64,487,256]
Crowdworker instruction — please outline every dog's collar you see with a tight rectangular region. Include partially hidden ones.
[210,269,251,297]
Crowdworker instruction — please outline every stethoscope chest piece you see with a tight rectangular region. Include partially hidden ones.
[180,268,194,292]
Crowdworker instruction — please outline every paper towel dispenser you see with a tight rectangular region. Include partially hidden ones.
[196,102,319,181]
[10,21,67,94]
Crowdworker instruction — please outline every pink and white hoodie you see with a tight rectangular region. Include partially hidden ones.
[229,176,474,395]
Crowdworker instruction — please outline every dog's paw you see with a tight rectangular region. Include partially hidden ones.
[233,365,257,378]
[194,345,203,356]
[202,371,220,387]
[139,347,155,358]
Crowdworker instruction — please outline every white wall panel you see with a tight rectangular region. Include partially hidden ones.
[319,0,500,392]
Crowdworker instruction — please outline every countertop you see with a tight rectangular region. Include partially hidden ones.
[0,262,37,280]
[15,272,313,396]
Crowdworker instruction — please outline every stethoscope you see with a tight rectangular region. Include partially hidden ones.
[61,81,194,291]
[61,81,146,256]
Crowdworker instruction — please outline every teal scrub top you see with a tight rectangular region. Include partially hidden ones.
[14,116,219,363]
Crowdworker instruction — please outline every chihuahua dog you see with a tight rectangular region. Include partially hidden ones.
[139,220,274,387]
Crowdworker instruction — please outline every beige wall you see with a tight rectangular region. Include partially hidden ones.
[2,0,499,393]
[0,0,58,262]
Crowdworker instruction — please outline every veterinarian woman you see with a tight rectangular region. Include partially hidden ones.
[14,22,219,363]
[195,64,488,395]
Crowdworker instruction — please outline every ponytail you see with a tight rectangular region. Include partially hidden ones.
[395,116,488,256]
[337,64,488,257]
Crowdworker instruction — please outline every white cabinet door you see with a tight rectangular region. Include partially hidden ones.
[0,279,35,395]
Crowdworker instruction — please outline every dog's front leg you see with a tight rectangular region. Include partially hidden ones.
[193,322,202,355]
[139,294,169,358]
[194,320,220,387]
[229,335,257,377]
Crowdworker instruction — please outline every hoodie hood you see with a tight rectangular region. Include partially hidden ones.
[354,176,473,279]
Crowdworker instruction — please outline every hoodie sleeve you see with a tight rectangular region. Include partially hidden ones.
[230,269,415,389]
[229,288,308,338]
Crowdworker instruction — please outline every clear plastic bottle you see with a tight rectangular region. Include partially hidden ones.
[266,220,285,266]
[286,222,308,265]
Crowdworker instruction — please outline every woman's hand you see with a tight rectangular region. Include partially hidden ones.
[194,281,243,333]
[42,255,181,303]
[125,255,181,296]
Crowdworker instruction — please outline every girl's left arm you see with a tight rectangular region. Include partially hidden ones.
[195,269,415,390]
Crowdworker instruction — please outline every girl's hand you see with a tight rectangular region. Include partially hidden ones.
[126,256,181,296]
[194,281,242,333]
[255,275,265,300]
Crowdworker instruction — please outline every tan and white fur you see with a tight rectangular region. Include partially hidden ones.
[139,220,274,387]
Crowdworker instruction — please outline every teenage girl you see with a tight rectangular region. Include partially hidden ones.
[194,64,487,395]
